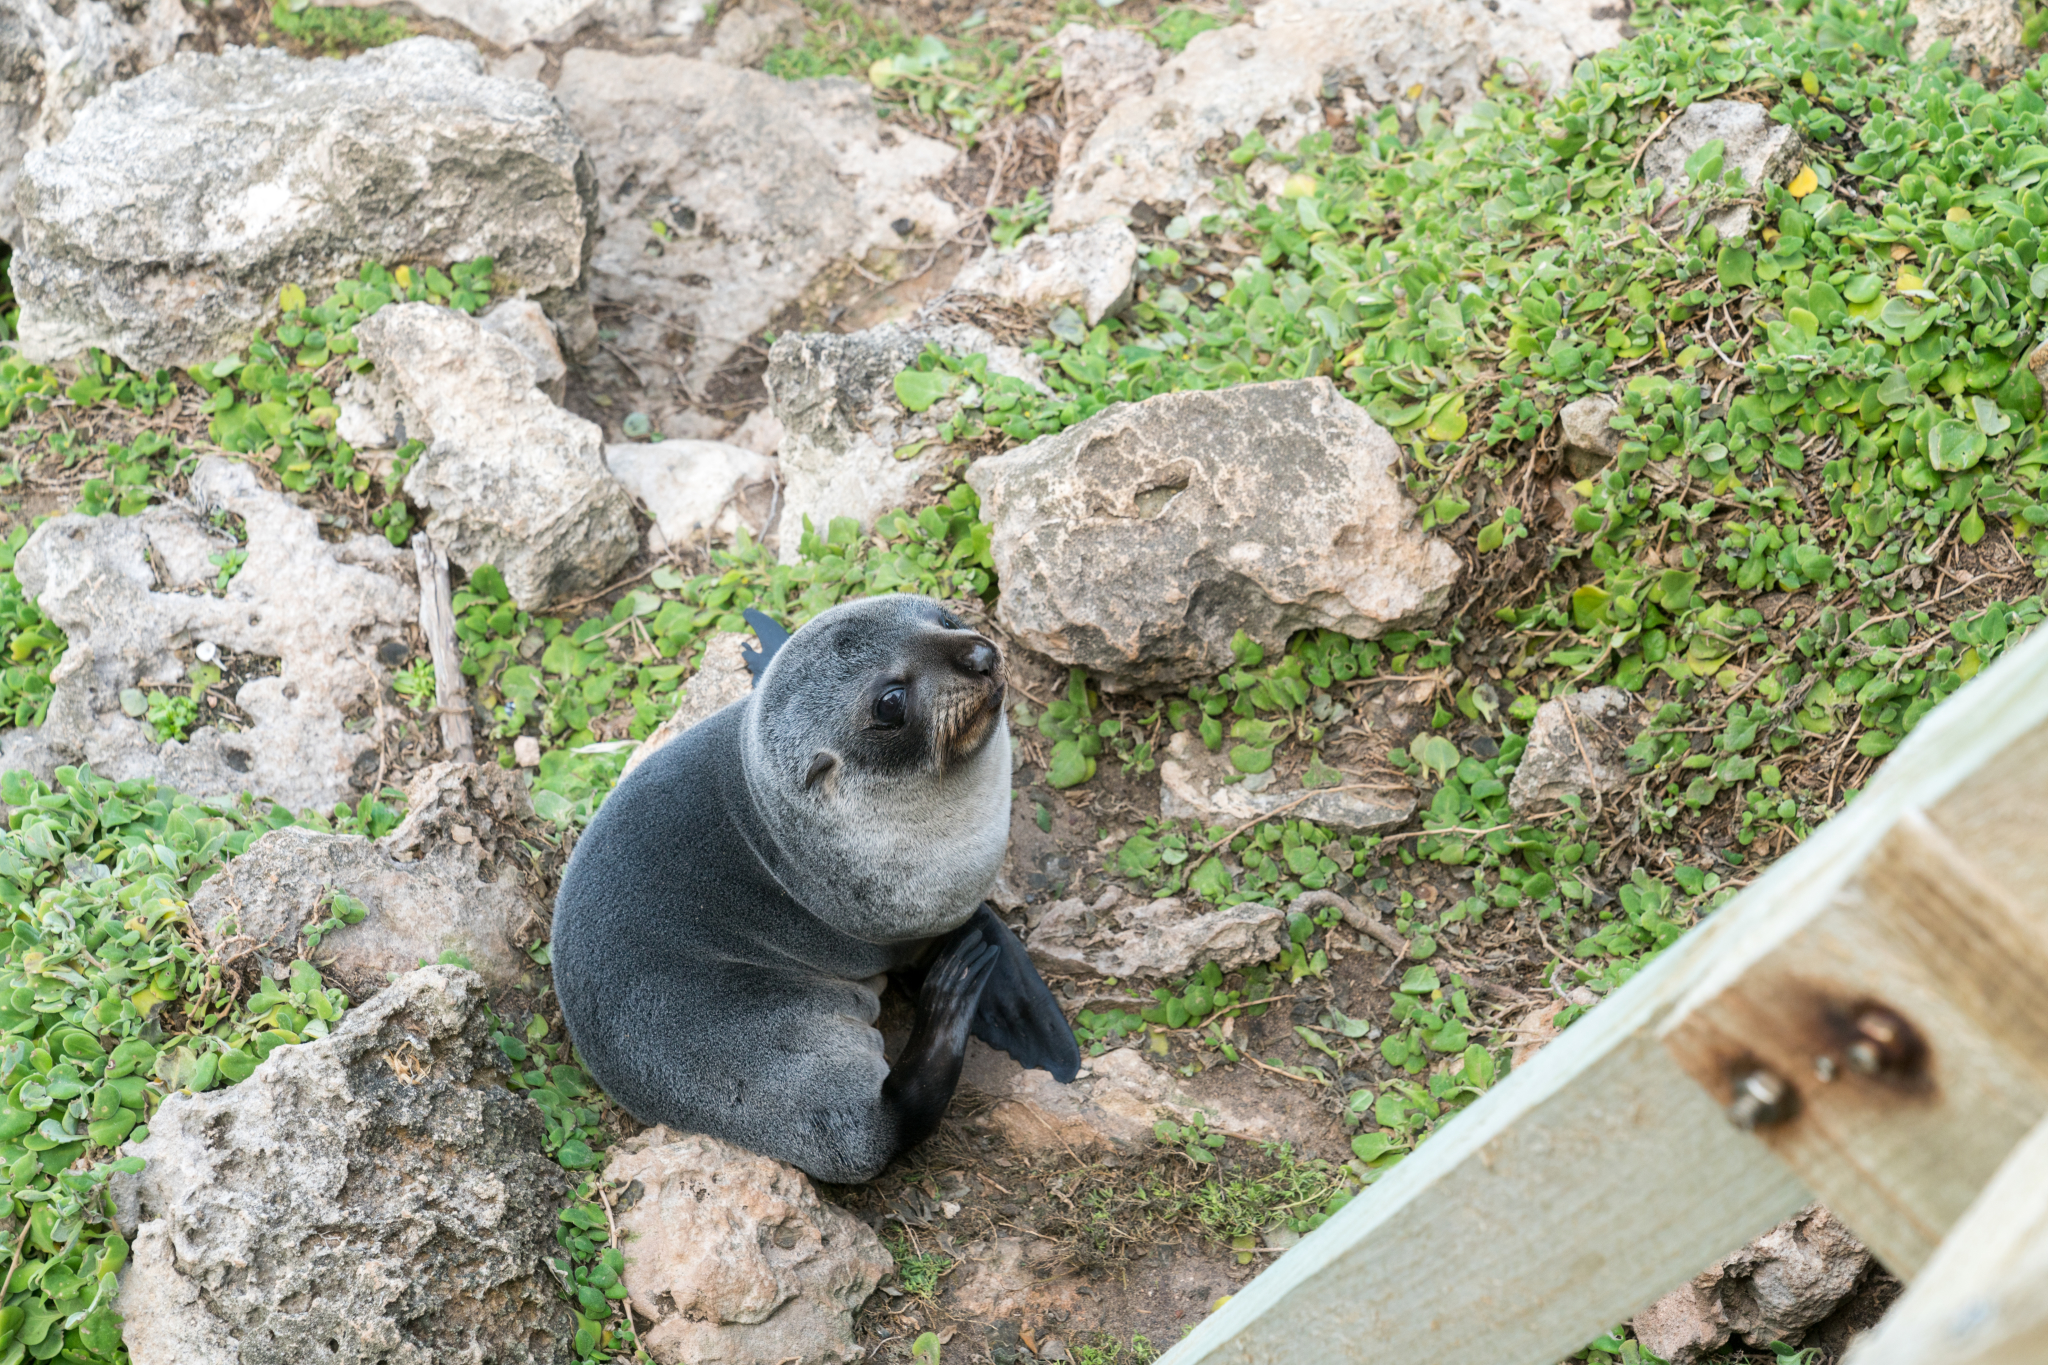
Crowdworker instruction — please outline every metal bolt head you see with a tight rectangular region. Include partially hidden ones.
[1728,1068,1793,1130]
[1844,1005,1921,1077]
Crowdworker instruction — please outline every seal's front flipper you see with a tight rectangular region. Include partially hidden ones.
[741,608,792,683]
[967,903,1082,1083]
[884,924,1000,1158]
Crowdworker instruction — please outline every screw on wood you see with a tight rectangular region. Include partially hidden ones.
[1843,1004,1922,1077]
[1727,1067,1794,1130]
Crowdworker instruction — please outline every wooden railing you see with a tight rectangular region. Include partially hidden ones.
[1156,619,2048,1365]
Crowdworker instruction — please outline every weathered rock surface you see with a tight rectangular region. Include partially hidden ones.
[112,967,575,1365]
[967,378,1461,688]
[1507,686,1642,815]
[189,810,544,997]
[7,458,413,810]
[768,323,1041,558]
[951,218,1139,326]
[1633,1206,1871,1365]
[383,758,538,861]
[355,302,638,609]
[606,440,777,552]
[606,1126,890,1365]
[1642,101,1808,242]
[961,1041,1296,1154]
[622,631,754,776]
[0,0,190,245]
[334,0,705,47]
[1053,22,1161,169]
[14,37,595,370]
[1158,730,1414,834]
[481,297,569,403]
[1560,394,1624,479]
[1051,0,1623,229]
[1028,885,1286,981]
[551,49,961,410]
[1907,0,2023,67]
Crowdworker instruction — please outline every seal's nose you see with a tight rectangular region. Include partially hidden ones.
[961,639,997,677]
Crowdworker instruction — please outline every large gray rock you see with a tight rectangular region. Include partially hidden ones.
[9,458,415,811]
[0,0,189,244]
[1507,686,1642,815]
[605,1127,891,1365]
[1051,0,1622,229]
[355,302,639,609]
[950,217,1139,326]
[1907,0,2023,67]
[188,821,544,997]
[1633,1206,1871,1365]
[606,439,777,552]
[1641,101,1808,242]
[1052,22,1162,169]
[13,37,596,370]
[334,0,704,47]
[766,323,1042,560]
[966,378,1462,689]
[112,967,576,1365]
[1028,884,1287,981]
[550,50,960,415]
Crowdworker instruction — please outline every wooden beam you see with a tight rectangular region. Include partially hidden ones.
[1155,621,2048,1365]
[412,532,475,765]
[1845,1110,2048,1365]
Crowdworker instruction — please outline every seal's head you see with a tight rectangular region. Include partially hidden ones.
[742,595,1011,942]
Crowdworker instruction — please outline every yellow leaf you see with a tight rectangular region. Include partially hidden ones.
[1786,165,1818,198]
[393,264,412,288]
[1946,204,1972,222]
[1281,173,1319,199]
[1897,271,1924,292]
[1890,243,1913,261]
[1424,396,1468,442]
[1761,226,1780,244]
[277,283,306,313]
[1958,647,1983,681]
[1800,71,1819,96]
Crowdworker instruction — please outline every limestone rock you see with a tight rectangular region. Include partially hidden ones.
[1051,0,1616,230]
[605,1127,890,1365]
[1507,686,1642,815]
[966,377,1461,689]
[950,218,1139,326]
[1641,101,1808,242]
[14,37,595,370]
[1158,730,1414,834]
[0,0,190,244]
[606,440,777,552]
[704,0,807,66]
[481,297,568,404]
[961,1042,1290,1155]
[112,967,575,1365]
[355,302,639,609]
[550,50,960,411]
[188,817,544,996]
[1907,0,2023,68]
[1028,885,1286,981]
[622,631,754,776]
[768,323,1041,559]
[1053,23,1162,169]
[1560,395,1624,479]
[383,758,539,861]
[1633,1206,1871,1365]
[332,0,705,47]
[727,408,787,457]
[8,458,414,811]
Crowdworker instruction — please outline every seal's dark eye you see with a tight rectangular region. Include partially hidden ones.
[873,686,907,728]
[938,610,962,630]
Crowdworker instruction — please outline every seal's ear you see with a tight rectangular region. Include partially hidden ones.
[804,751,840,792]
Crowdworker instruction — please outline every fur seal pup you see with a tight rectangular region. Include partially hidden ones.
[551,594,1079,1183]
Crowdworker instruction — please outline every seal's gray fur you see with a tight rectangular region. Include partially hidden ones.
[551,594,1074,1182]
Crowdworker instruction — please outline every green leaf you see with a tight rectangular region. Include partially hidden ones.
[1715,246,1754,289]
[1927,420,1988,472]
[1047,738,1095,789]
[893,368,957,413]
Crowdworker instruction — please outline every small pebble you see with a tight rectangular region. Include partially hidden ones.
[513,736,542,767]
[450,824,474,845]
[195,640,219,663]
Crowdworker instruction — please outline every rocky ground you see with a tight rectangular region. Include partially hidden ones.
[0,0,2037,1360]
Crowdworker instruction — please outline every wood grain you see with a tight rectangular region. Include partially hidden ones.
[412,532,475,765]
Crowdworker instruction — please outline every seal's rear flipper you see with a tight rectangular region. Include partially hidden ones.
[966,903,1081,1083]
[741,608,792,682]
